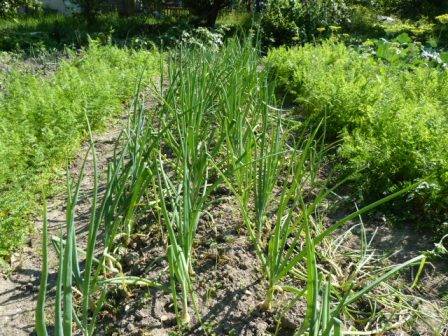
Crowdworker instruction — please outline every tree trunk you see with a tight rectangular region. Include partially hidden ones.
[247,0,253,12]
[205,0,226,27]
[119,0,136,16]
[82,0,96,25]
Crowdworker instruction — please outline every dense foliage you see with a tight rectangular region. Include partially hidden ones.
[0,0,41,17]
[33,38,444,336]
[377,0,448,17]
[266,41,448,232]
[260,0,349,46]
[0,8,446,335]
[0,43,160,257]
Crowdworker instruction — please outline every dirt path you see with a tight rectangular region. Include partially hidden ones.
[0,117,126,336]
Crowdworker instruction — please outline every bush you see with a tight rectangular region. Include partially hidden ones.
[0,42,160,258]
[260,0,349,46]
[266,41,448,233]
[0,0,41,17]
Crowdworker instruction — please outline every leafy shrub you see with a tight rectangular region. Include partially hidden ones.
[266,41,448,232]
[0,0,41,17]
[0,42,160,258]
[357,33,448,67]
[260,0,349,46]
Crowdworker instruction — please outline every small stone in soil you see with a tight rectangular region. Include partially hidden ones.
[126,323,137,332]
[160,314,170,322]
[136,309,148,321]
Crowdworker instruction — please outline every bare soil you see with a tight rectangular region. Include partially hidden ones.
[98,197,448,335]
[99,192,306,336]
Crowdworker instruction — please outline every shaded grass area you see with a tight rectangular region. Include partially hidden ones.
[0,42,160,258]
[0,11,254,53]
[0,13,187,52]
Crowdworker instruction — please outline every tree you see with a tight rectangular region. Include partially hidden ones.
[119,0,136,16]
[74,0,99,23]
[184,0,230,27]
[0,0,40,17]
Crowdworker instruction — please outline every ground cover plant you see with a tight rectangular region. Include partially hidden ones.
[266,40,448,234]
[34,37,448,335]
[0,41,160,258]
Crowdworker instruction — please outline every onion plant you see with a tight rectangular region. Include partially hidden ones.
[155,46,226,325]
[291,206,448,334]
[295,232,433,335]
[215,46,425,312]
[35,203,49,336]
[259,166,421,311]
[36,84,161,335]
[216,65,328,309]
[217,38,260,210]
[34,36,445,335]
[215,40,285,256]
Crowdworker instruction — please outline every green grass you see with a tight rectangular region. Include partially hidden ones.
[0,42,160,259]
